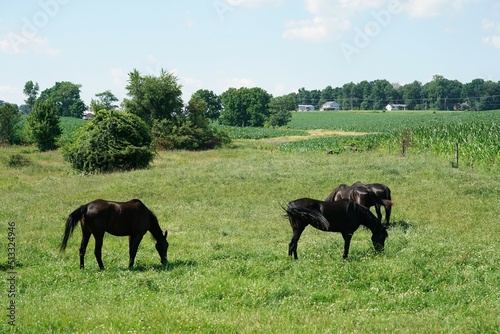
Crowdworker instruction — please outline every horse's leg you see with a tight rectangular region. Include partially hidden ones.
[128,234,144,268]
[341,232,353,259]
[79,226,92,269]
[374,204,383,222]
[385,206,391,225]
[93,233,105,270]
[289,224,305,260]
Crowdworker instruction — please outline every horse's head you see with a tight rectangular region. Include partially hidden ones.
[155,230,169,265]
[371,227,388,252]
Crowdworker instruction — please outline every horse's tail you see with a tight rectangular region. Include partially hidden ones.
[370,190,393,211]
[284,205,330,231]
[60,205,86,251]
[381,199,393,209]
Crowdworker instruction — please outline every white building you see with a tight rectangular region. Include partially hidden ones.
[385,104,407,111]
[297,104,315,111]
[82,111,94,120]
[320,101,341,111]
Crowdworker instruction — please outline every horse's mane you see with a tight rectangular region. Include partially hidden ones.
[353,202,385,232]
[146,209,164,241]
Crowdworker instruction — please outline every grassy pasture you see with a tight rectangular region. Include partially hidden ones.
[0,111,499,333]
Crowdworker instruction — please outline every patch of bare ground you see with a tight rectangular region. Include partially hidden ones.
[261,129,372,145]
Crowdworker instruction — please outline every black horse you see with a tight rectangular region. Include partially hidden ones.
[325,182,393,225]
[285,198,388,259]
[60,199,168,270]
[364,182,392,225]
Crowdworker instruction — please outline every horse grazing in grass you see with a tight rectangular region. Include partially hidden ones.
[60,199,168,270]
[325,182,393,225]
[285,198,388,259]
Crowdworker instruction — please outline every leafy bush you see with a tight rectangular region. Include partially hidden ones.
[152,118,230,151]
[62,110,154,173]
[0,103,22,145]
[152,97,231,151]
[27,100,62,151]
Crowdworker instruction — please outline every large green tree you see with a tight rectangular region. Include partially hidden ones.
[0,103,22,144]
[90,90,119,112]
[462,78,485,111]
[152,96,230,151]
[124,69,183,125]
[39,81,86,118]
[191,89,222,120]
[268,95,294,127]
[23,80,39,112]
[27,100,62,151]
[219,87,272,127]
[400,81,422,110]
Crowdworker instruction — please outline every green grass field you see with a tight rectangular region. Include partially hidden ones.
[1,111,499,333]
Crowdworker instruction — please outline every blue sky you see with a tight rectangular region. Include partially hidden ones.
[1,0,500,107]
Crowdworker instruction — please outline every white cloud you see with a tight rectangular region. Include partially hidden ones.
[283,16,350,42]
[225,0,284,8]
[110,68,128,86]
[482,19,500,32]
[483,35,500,50]
[282,0,388,42]
[481,18,500,51]
[217,77,255,92]
[182,76,203,88]
[0,34,60,56]
[403,0,470,18]
[109,68,128,101]
[283,0,477,42]
[184,13,195,28]
[0,85,23,104]
[271,83,289,96]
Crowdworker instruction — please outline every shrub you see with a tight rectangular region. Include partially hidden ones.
[0,103,22,145]
[152,97,231,151]
[152,118,230,151]
[62,110,154,173]
[26,100,62,151]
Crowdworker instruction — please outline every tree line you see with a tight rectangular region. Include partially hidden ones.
[2,72,500,151]
[2,70,500,173]
[292,75,500,111]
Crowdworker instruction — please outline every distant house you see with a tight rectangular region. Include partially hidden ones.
[385,104,407,111]
[82,111,94,120]
[320,101,341,111]
[297,104,315,111]
[454,102,469,111]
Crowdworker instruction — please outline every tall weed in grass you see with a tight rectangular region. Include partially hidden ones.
[0,144,499,333]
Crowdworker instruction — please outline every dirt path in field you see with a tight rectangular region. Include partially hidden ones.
[307,129,371,137]
[261,129,371,145]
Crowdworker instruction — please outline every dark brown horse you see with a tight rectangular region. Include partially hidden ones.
[285,198,388,259]
[325,182,393,225]
[364,182,392,224]
[60,199,168,270]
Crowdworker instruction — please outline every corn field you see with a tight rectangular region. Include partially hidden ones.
[392,116,500,168]
[282,110,500,170]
